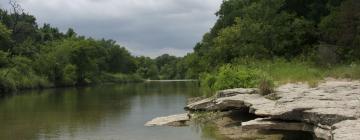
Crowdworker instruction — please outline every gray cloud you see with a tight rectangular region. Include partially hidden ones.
[0,0,221,57]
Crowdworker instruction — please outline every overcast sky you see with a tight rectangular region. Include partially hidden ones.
[0,0,222,57]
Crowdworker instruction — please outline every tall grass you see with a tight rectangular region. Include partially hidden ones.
[326,64,360,79]
[248,60,324,86]
[200,59,360,96]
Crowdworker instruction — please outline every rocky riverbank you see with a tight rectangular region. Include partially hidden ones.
[146,79,360,140]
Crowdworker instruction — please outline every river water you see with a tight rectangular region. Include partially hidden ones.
[0,82,313,140]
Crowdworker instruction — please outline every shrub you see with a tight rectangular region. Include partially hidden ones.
[212,65,263,90]
[61,64,77,86]
[200,64,273,92]
[0,73,16,93]
[258,75,274,96]
[199,73,217,90]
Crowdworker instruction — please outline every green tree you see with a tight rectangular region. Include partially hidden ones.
[136,56,158,79]
[319,0,360,62]
[105,44,136,74]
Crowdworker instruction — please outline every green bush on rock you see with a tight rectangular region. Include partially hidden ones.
[201,65,274,94]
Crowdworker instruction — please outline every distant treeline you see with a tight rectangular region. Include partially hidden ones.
[0,1,188,94]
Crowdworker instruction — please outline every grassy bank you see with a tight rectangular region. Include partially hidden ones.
[200,59,360,96]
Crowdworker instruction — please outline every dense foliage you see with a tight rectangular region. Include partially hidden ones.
[0,2,185,94]
[182,0,359,78]
[200,65,267,90]
[176,0,360,92]
[2,0,360,94]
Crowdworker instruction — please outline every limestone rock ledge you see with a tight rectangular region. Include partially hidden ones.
[185,80,360,140]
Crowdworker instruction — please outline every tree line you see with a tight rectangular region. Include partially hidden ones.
[0,1,187,93]
[183,0,360,79]
[1,0,360,93]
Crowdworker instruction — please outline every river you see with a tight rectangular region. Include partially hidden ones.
[0,82,313,140]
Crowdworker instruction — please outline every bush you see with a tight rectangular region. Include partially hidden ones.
[0,74,16,93]
[200,64,273,91]
[213,65,264,90]
[0,66,52,93]
[61,64,77,86]
[199,73,217,90]
[258,77,274,96]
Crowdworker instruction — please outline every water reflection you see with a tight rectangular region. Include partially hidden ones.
[0,82,314,140]
[0,82,203,140]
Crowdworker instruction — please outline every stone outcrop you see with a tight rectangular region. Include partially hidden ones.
[185,79,360,140]
[145,113,190,127]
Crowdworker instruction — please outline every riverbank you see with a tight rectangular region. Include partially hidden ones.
[146,79,360,140]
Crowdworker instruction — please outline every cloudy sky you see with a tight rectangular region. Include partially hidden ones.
[0,0,222,57]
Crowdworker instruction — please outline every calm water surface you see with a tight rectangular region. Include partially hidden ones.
[0,82,212,140]
[0,82,313,140]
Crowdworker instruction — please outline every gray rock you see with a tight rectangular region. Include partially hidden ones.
[186,97,205,104]
[186,80,360,140]
[145,113,190,127]
[185,98,218,111]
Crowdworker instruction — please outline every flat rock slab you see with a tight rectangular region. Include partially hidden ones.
[145,113,190,127]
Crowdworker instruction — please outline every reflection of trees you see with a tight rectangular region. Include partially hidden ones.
[0,85,134,140]
[136,82,201,111]
[0,82,200,140]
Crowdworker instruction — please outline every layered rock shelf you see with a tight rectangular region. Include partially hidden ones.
[186,79,360,140]
[146,79,360,140]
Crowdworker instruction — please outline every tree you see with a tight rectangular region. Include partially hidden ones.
[65,28,77,38]
[136,56,158,79]
[38,24,63,42]
[106,45,136,74]
[319,0,360,61]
